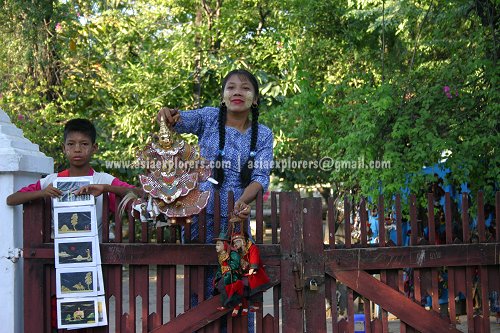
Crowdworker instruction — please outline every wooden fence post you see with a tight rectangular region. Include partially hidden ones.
[303,197,327,332]
[280,192,304,332]
[23,198,50,333]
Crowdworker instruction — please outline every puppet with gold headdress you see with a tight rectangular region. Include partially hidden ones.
[121,118,212,226]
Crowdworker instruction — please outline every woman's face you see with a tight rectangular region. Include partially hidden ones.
[222,74,257,113]
[215,241,224,253]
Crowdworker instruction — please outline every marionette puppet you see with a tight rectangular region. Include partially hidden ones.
[120,117,212,226]
[231,232,271,312]
[213,232,246,317]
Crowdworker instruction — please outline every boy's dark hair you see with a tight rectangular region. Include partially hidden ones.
[64,119,97,143]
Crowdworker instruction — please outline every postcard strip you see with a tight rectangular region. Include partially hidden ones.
[97,296,108,326]
[56,266,98,298]
[55,237,98,268]
[54,205,97,238]
[57,297,99,329]
[52,176,94,207]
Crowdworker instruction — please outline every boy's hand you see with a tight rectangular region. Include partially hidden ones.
[74,184,106,197]
[42,184,63,198]
[157,107,180,125]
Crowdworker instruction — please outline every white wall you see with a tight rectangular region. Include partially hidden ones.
[0,109,53,333]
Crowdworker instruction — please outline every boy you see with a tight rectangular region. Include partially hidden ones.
[6,118,140,237]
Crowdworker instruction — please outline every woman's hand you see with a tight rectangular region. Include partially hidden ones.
[157,107,180,126]
[234,200,251,219]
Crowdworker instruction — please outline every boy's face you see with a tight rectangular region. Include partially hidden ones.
[62,132,97,168]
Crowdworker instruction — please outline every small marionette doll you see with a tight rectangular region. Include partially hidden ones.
[213,232,245,317]
[231,232,271,312]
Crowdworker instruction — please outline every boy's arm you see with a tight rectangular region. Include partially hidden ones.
[74,184,143,198]
[6,184,62,206]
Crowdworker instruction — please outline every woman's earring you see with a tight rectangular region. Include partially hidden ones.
[220,100,226,107]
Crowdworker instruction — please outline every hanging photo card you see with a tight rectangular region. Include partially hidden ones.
[57,297,98,330]
[96,265,105,295]
[53,177,94,207]
[54,206,97,238]
[55,237,98,268]
[97,296,108,326]
[56,266,98,298]
[95,241,102,263]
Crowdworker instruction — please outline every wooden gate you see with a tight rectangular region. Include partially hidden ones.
[23,191,499,332]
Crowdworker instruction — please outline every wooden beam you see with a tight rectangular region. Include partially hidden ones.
[24,243,281,265]
[26,242,499,269]
[150,281,279,333]
[329,268,461,333]
[326,243,500,270]
[150,296,228,333]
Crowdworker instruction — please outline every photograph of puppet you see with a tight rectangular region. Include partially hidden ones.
[213,232,245,317]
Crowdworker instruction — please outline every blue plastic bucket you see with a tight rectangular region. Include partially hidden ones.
[354,313,366,333]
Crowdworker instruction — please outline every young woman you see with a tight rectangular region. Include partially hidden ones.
[157,69,274,242]
[158,69,273,333]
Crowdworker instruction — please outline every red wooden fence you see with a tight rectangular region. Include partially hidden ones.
[23,190,499,332]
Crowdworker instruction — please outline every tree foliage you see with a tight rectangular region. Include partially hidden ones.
[266,0,499,203]
[0,0,498,204]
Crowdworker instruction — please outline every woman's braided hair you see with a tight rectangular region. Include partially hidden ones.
[213,69,260,188]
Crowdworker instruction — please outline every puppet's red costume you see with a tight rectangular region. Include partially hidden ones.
[232,234,271,306]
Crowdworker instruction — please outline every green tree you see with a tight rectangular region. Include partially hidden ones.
[1,0,498,206]
[265,0,499,204]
